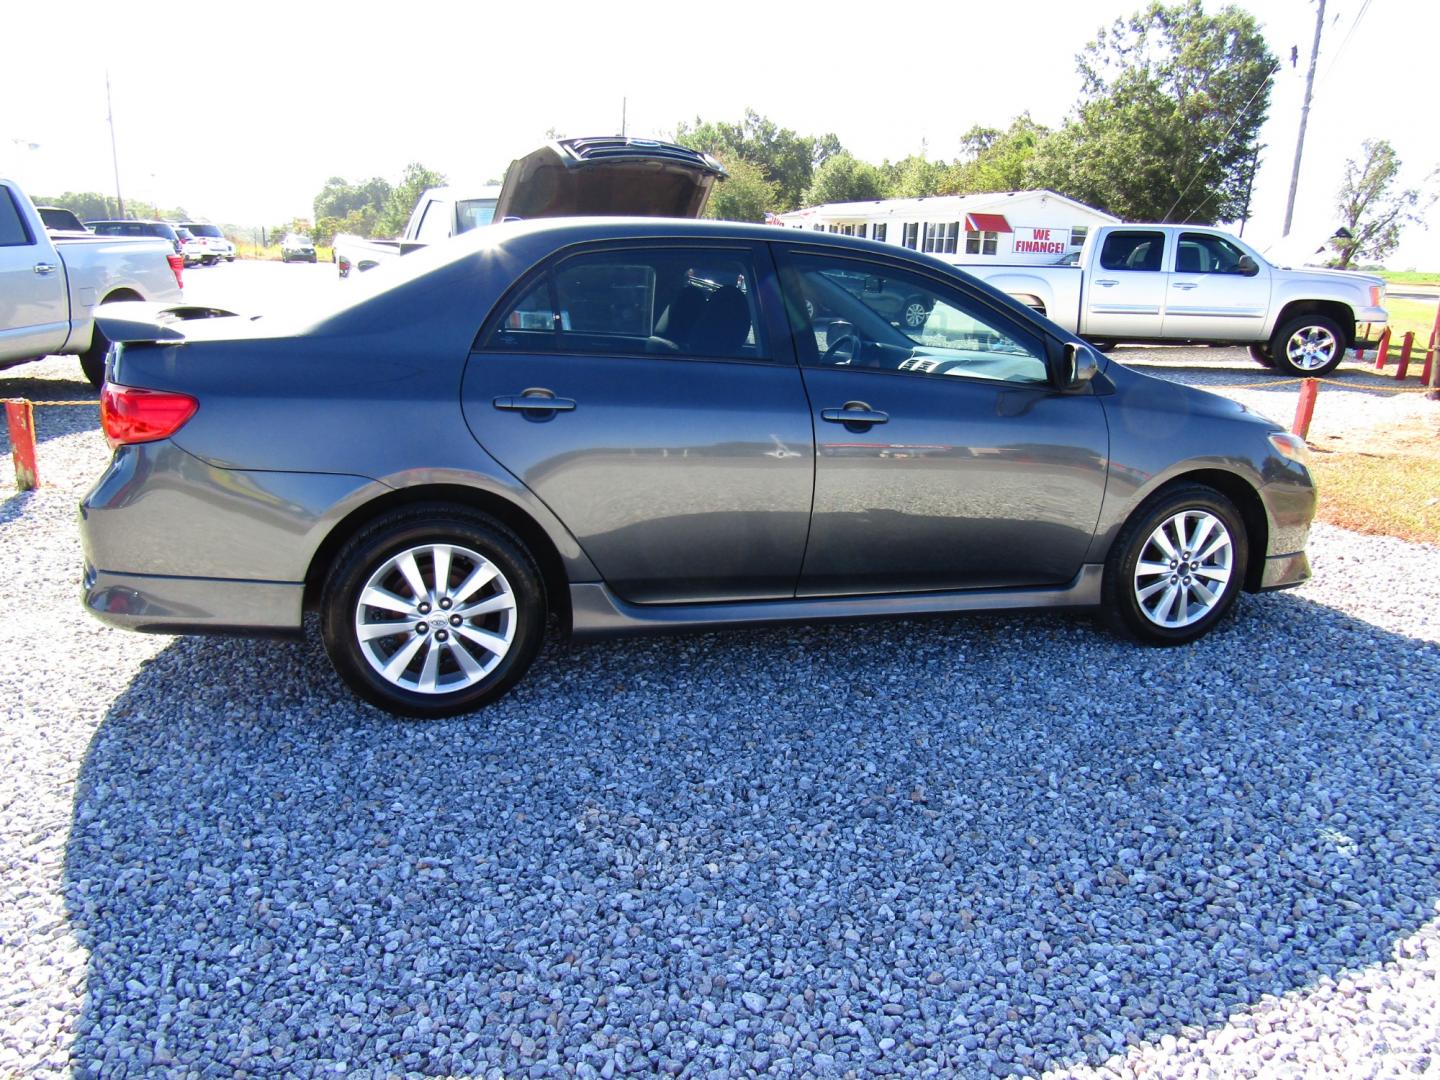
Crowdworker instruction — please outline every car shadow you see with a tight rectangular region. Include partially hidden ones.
[63,594,1440,1075]
[0,368,99,451]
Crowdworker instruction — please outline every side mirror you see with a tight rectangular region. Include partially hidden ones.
[1064,341,1100,389]
[1236,255,1259,277]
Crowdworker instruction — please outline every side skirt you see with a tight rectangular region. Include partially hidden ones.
[569,566,1105,639]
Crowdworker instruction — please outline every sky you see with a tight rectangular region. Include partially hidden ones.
[3,0,1437,267]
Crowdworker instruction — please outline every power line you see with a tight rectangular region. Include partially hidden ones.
[1315,0,1374,92]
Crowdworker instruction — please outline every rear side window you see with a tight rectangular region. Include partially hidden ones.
[0,191,34,246]
[485,247,768,362]
[1099,230,1165,272]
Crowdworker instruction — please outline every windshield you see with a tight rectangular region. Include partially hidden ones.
[184,224,224,238]
[455,199,498,234]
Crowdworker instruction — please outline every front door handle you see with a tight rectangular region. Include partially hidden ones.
[821,402,889,426]
[1172,282,1199,290]
[33,263,57,275]
[1094,279,1118,288]
[494,390,577,413]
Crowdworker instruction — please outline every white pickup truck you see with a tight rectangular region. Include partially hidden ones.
[963,223,1388,377]
[335,136,728,277]
[1,179,185,386]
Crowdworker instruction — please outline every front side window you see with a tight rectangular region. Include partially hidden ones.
[1099,230,1166,272]
[1176,232,1249,274]
[779,251,1050,386]
[485,247,767,362]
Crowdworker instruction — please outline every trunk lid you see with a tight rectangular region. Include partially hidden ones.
[492,137,727,222]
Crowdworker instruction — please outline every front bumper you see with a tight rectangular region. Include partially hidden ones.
[1259,550,1310,591]
[83,564,302,634]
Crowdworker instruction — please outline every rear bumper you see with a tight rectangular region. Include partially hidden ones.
[1259,550,1310,592]
[83,563,302,634]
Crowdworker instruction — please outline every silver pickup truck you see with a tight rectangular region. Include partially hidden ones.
[1,179,185,386]
[964,224,1387,377]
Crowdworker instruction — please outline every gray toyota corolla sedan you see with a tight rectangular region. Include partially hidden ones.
[80,219,1316,717]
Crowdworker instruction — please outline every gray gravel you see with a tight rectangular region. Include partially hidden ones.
[3,349,1439,1078]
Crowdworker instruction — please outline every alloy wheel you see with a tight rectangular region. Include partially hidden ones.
[1284,325,1337,372]
[353,543,517,694]
[1132,510,1233,629]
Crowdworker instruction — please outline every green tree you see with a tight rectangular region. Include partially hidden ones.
[945,115,1052,194]
[1040,0,1274,223]
[33,191,116,220]
[676,110,842,211]
[703,156,780,223]
[802,152,886,207]
[314,175,392,222]
[1329,139,1435,269]
[882,155,947,199]
[375,163,447,238]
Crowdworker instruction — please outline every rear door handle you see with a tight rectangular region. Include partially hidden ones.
[1172,282,1199,290]
[1095,279,1118,288]
[33,263,57,275]
[821,404,889,426]
[494,392,576,413]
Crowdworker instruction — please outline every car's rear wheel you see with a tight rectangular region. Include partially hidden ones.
[1248,343,1274,367]
[1270,313,1345,377]
[320,507,546,717]
[1102,484,1248,645]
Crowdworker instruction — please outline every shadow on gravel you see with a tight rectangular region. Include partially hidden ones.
[0,369,99,451]
[63,593,1440,1077]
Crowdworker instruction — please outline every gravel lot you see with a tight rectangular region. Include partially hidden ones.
[2,327,1438,1077]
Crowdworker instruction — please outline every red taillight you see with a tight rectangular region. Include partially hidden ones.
[167,253,184,289]
[100,384,198,449]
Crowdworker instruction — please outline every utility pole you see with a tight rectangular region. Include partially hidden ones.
[106,70,126,219]
[1281,0,1325,237]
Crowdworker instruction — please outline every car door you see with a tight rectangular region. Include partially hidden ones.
[775,247,1109,596]
[0,187,68,362]
[1081,229,1170,339]
[463,240,815,604]
[1162,231,1271,341]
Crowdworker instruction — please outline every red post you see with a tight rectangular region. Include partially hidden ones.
[4,399,38,491]
[1374,327,1392,371]
[1396,331,1415,380]
[1422,344,1434,387]
[1291,379,1319,439]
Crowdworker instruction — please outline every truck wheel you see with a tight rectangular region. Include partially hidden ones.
[1247,344,1275,367]
[79,326,110,388]
[1270,313,1345,377]
[320,506,546,717]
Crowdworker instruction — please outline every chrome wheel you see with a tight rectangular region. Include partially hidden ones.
[1132,510,1233,629]
[903,300,929,329]
[353,543,517,695]
[1284,325,1338,372]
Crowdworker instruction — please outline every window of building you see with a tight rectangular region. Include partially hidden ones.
[922,222,960,254]
[901,223,919,249]
[855,224,867,239]
[964,230,999,256]
[1069,226,1089,248]
[873,223,887,243]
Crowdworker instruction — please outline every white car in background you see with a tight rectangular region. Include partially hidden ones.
[177,221,235,263]
[174,226,208,267]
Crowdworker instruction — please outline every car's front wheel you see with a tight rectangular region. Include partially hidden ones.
[1102,484,1248,645]
[1270,313,1346,377]
[320,507,546,717]
[901,296,931,329]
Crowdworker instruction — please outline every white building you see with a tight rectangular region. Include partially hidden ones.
[773,190,1120,266]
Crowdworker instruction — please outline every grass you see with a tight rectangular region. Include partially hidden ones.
[1308,413,1440,545]
[1379,270,1440,286]
[1372,297,1440,348]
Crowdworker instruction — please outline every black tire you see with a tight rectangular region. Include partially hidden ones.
[901,295,931,329]
[281,252,288,263]
[1247,343,1275,367]
[79,324,110,388]
[1269,312,1346,377]
[1085,338,1119,352]
[1101,483,1248,646]
[320,506,546,718]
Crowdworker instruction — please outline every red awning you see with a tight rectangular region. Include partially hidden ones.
[964,213,1013,233]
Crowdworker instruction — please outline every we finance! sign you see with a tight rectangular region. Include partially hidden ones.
[1012,227,1068,255]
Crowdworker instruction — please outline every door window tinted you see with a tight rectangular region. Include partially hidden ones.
[1177,233,1249,274]
[485,247,768,362]
[0,191,33,246]
[778,252,1050,386]
[1099,230,1165,272]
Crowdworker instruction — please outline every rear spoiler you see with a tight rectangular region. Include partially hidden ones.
[95,301,242,345]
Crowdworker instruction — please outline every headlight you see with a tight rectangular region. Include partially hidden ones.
[1268,431,1311,466]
